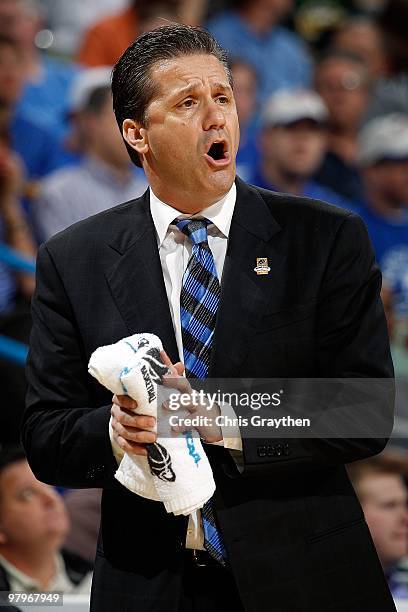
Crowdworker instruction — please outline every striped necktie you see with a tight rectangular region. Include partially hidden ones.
[175,217,227,565]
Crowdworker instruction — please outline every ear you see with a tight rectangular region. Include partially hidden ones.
[122,119,149,158]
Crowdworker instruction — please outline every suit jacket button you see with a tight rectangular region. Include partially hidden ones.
[257,445,267,458]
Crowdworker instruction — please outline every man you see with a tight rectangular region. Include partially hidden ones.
[0,446,91,594]
[207,0,312,102]
[22,25,395,611]
[314,50,372,203]
[0,0,79,138]
[33,67,147,242]
[251,88,356,209]
[348,460,408,599]
[356,113,408,321]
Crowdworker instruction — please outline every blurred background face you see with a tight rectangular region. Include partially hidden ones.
[332,20,387,78]
[0,42,25,106]
[260,120,327,178]
[359,473,408,567]
[363,160,408,208]
[84,96,130,168]
[0,0,40,48]
[315,58,370,130]
[230,61,257,127]
[0,460,69,550]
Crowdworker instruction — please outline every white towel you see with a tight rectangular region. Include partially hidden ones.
[88,333,215,515]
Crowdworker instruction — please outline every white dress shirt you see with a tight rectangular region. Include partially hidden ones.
[109,183,242,549]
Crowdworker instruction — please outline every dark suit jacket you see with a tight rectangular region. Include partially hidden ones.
[22,178,396,612]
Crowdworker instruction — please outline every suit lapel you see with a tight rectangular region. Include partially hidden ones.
[104,190,179,364]
[209,178,285,376]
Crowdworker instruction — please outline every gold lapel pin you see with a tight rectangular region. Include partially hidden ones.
[254,257,271,275]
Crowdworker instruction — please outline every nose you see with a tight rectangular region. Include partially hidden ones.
[203,98,226,132]
[40,485,59,507]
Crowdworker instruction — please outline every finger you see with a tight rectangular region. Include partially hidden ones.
[112,420,157,444]
[163,375,191,395]
[116,436,148,457]
[173,362,185,376]
[160,350,173,368]
[113,394,138,410]
[111,404,156,429]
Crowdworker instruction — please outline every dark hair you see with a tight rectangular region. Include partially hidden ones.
[111,24,232,167]
[84,85,112,115]
[0,445,26,477]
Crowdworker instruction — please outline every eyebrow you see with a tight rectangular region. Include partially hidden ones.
[171,81,232,100]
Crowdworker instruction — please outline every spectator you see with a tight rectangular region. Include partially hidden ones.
[365,0,408,122]
[0,0,79,138]
[331,16,387,79]
[207,0,313,102]
[77,0,205,68]
[314,50,372,202]
[356,113,408,321]
[0,446,91,593]
[348,460,408,599]
[231,59,260,181]
[33,68,148,242]
[0,34,72,188]
[251,89,356,208]
[381,286,408,377]
[0,136,37,445]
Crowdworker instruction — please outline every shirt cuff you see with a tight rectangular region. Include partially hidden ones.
[109,415,125,465]
[209,402,243,452]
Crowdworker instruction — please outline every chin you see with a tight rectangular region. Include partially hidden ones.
[205,168,235,194]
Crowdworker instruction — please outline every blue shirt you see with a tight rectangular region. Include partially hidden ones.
[207,11,312,102]
[15,55,79,138]
[250,167,358,212]
[357,203,408,316]
[10,113,74,181]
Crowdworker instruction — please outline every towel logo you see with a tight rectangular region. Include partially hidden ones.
[140,364,156,403]
[183,431,201,466]
[143,347,169,383]
[254,257,270,275]
[147,443,176,482]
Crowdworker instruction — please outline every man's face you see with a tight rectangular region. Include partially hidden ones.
[0,0,39,47]
[231,62,257,127]
[0,43,25,106]
[125,53,240,210]
[0,460,69,550]
[360,474,408,567]
[364,160,408,208]
[85,96,130,168]
[260,120,327,179]
[315,59,369,130]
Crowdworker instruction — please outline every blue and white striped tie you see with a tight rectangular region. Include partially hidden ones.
[175,217,227,565]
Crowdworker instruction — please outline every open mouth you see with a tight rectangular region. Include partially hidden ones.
[204,139,230,167]
[207,141,226,160]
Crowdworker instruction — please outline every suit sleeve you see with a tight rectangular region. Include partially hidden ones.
[239,212,395,477]
[22,243,119,489]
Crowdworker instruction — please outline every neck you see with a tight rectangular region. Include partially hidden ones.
[327,124,359,163]
[261,162,305,196]
[0,546,57,590]
[365,186,407,220]
[239,4,278,35]
[148,178,232,214]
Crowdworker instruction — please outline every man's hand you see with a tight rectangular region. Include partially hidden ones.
[110,395,157,457]
[161,352,223,443]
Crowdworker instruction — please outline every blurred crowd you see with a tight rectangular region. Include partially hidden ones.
[0,0,407,602]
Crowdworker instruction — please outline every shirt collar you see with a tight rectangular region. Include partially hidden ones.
[150,182,237,247]
[0,552,71,592]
